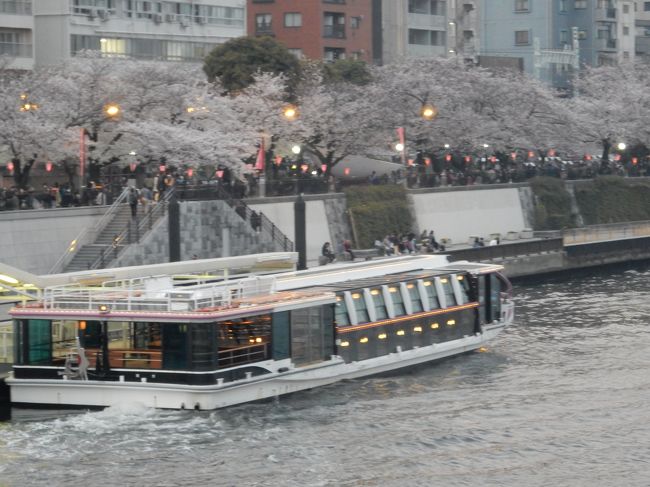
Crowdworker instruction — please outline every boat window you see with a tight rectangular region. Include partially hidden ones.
[27,319,51,365]
[490,273,502,322]
[334,294,350,326]
[456,274,470,304]
[406,282,423,313]
[214,314,272,368]
[190,323,215,370]
[439,276,457,307]
[351,291,370,323]
[163,323,188,369]
[272,311,291,360]
[388,286,406,316]
[370,288,388,320]
[291,306,333,366]
[422,280,440,309]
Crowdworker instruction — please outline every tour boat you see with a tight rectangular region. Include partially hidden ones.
[6,254,514,410]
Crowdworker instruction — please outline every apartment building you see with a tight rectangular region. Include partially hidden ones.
[380,0,479,65]
[246,0,373,63]
[481,0,635,86]
[635,0,650,58]
[0,0,245,70]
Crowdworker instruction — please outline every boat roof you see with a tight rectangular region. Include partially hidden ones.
[9,254,502,320]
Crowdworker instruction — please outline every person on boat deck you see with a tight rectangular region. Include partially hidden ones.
[322,242,335,263]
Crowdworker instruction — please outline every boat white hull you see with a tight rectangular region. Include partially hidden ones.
[7,324,505,411]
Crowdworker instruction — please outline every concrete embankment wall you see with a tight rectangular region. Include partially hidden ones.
[0,206,108,274]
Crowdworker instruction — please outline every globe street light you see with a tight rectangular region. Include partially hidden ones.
[420,104,438,121]
[617,142,626,151]
[283,104,299,121]
[104,103,121,118]
[291,144,301,155]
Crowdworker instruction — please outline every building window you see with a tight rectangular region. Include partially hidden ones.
[324,47,345,61]
[514,0,529,12]
[577,29,587,40]
[350,291,369,324]
[560,29,568,45]
[515,30,530,45]
[287,48,303,58]
[559,0,567,12]
[350,16,361,29]
[645,2,650,11]
[623,4,629,13]
[623,51,630,58]
[623,26,629,36]
[323,12,345,38]
[284,12,302,27]
[255,13,272,34]
[575,0,587,9]
[408,28,445,46]
[408,0,446,15]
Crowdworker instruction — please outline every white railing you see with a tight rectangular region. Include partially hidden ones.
[42,275,277,313]
[0,325,12,363]
[49,187,129,274]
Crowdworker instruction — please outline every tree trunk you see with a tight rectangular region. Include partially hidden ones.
[601,139,611,173]
[12,156,36,190]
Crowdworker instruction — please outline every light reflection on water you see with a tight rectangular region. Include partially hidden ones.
[2,265,650,486]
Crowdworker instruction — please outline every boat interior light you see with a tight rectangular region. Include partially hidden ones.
[396,330,405,336]
[431,323,439,329]
[413,326,422,333]
[359,337,368,344]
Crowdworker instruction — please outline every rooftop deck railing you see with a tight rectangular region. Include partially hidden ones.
[41,275,277,313]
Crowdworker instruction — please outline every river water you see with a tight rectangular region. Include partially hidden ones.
[1,265,650,487]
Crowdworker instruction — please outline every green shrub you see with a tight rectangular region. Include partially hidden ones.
[574,176,650,225]
[529,177,575,230]
[344,185,413,247]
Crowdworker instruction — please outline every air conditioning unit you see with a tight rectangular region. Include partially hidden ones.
[87,8,97,19]
[153,13,163,24]
[196,16,206,25]
[165,13,176,23]
[97,9,109,21]
[179,16,189,27]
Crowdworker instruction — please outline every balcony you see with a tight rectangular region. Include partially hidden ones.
[255,22,274,35]
[596,37,617,51]
[0,41,32,57]
[0,0,31,15]
[323,24,345,39]
[595,7,616,22]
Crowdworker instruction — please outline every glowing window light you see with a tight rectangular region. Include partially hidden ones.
[440,278,448,284]
[255,337,262,343]
[406,283,415,289]
[351,293,361,299]
[378,333,387,340]
[389,287,398,293]
[79,321,87,331]
[447,319,456,326]
[396,330,405,336]
[340,341,350,347]
[457,275,464,281]
[413,326,422,333]
[336,296,343,302]
[370,289,380,295]
[423,281,432,287]
[359,337,369,344]
[431,323,439,329]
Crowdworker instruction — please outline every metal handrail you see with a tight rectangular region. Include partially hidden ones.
[49,187,130,274]
[90,188,176,270]
[41,274,277,312]
[175,184,294,252]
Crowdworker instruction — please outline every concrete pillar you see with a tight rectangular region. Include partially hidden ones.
[221,227,231,257]
[168,193,180,262]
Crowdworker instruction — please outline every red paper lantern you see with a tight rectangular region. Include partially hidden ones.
[510,152,517,160]
[424,157,431,166]
[632,157,638,165]
[490,156,497,163]
[45,161,53,172]
[407,159,414,166]
[186,168,194,177]
[216,170,224,178]
[301,164,308,173]
[548,149,556,157]
[614,154,621,161]
[275,156,282,165]
[445,154,452,162]
[130,162,137,172]
[7,161,14,172]
[528,151,535,159]
[159,164,166,173]
[321,164,328,172]
[585,154,592,161]
[465,156,471,163]
[343,167,351,176]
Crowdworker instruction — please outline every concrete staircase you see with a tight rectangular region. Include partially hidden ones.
[64,205,134,272]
